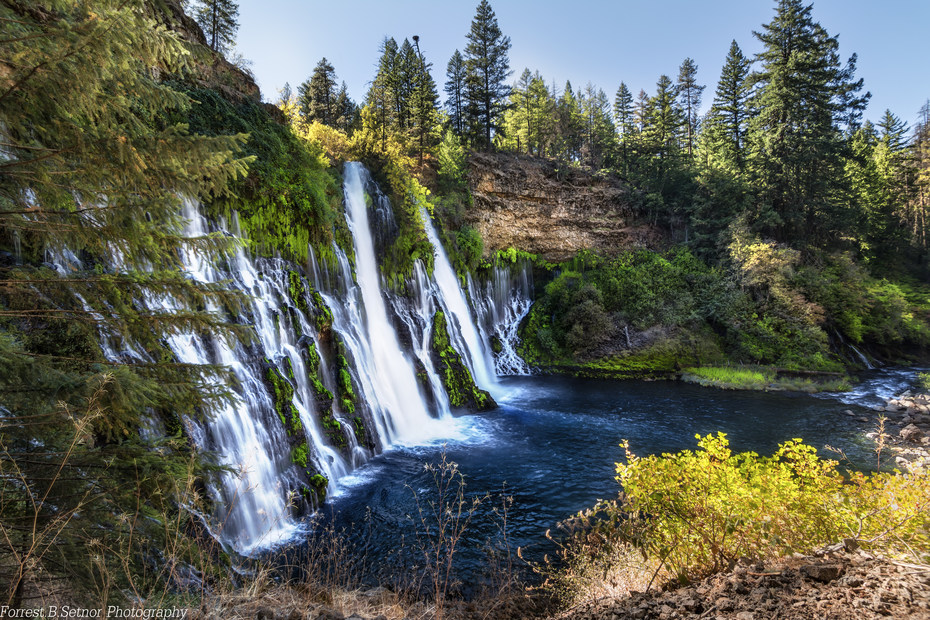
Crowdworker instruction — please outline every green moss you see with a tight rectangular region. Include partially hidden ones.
[682,366,851,393]
[311,291,334,332]
[308,473,328,504]
[334,347,358,413]
[338,368,355,401]
[287,270,309,313]
[291,441,309,468]
[304,341,334,403]
[182,87,345,264]
[320,410,346,449]
[430,311,496,410]
[352,416,366,443]
[682,366,772,390]
[264,365,302,435]
[306,340,321,373]
[365,157,435,289]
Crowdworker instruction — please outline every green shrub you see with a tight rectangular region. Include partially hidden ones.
[574,433,930,584]
[919,372,930,391]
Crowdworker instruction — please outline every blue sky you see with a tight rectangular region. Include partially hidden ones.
[235,0,930,126]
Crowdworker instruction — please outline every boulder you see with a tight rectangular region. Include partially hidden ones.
[801,564,843,582]
[901,424,925,443]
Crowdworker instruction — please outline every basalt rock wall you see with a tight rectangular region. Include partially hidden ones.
[466,152,660,261]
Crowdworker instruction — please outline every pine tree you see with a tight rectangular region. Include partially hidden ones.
[193,0,240,55]
[878,109,909,152]
[332,81,360,133]
[645,75,684,160]
[554,81,583,162]
[747,0,870,243]
[580,84,617,169]
[366,37,400,152]
[614,82,635,137]
[704,40,752,172]
[445,49,467,135]
[410,35,441,166]
[911,102,930,249]
[635,89,650,132]
[463,0,512,150]
[677,58,705,157]
[502,69,553,156]
[298,57,338,126]
[614,82,635,174]
[395,39,418,131]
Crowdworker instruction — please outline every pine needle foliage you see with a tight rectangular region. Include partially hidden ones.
[0,0,253,603]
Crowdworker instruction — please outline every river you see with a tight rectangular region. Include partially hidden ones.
[286,367,920,590]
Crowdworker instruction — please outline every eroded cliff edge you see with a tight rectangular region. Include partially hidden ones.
[465,152,660,261]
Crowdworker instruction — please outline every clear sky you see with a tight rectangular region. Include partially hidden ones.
[235,0,930,127]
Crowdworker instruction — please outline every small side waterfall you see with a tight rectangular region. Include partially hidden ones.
[469,260,534,376]
[832,328,876,370]
[420,208,500,395]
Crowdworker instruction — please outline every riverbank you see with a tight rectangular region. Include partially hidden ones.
[866,389,930,471]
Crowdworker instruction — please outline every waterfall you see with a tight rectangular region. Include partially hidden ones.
[392,260,453,415]
[420,208,500,395]
[315,163,446,446]
[833,328,876,370]
[142,201,310,554]
[849,344,875,370]
[63,161,530,555]
[469,261,534,376]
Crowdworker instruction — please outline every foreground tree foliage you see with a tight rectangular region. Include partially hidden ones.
[0,0,253,604]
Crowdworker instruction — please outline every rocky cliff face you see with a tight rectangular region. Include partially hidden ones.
[157,0,261,102]
[466,153,659,261]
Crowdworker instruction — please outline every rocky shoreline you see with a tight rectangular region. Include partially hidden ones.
[859,389,930,471]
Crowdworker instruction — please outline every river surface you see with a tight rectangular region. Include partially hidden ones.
[293,368,920,589]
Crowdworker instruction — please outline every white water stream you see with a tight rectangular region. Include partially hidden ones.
[63,162,535,554]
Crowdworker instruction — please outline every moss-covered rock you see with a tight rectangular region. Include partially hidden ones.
[287,270,310,314]
[304,340,334,412]
[306,473,328,505]
[291,440,310,468]
[310,290,334,333]
[264,363,302,436]
[430,311,496,411]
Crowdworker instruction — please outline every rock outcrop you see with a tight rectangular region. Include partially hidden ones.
[157,0,261,102]
[466,153,660,261]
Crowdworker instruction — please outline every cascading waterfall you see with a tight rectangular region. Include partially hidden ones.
[62,160,533,555]
[314,163,446,446]
[392,260,453,415]
[420,208,501,395]
[162,201,361,554]
[469,260,534,376]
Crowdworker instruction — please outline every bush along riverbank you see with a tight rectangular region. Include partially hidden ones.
[539,433,930,620]
[514,240,930,392]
